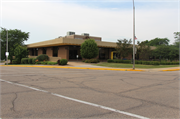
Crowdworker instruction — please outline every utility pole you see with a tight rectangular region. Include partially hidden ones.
[133,0,135,70]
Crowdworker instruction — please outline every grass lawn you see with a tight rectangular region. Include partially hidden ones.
[94,62,179,69]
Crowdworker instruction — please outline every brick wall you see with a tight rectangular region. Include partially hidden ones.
[58,46,69,60]
[46,47,53,57]
[38,48,43,55]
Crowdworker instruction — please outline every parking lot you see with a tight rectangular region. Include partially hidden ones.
[0,66,179,118]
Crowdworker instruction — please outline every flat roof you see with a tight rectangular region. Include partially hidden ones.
[27,37,156,50]
[27,37,117,48]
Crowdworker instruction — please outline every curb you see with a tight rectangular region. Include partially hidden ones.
[161,69,180,72]
[0,65,144,72]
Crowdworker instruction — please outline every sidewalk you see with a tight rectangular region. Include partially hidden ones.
[1,61,180,72]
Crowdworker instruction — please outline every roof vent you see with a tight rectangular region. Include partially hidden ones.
[81,33,89,36]
[67,31,75,36]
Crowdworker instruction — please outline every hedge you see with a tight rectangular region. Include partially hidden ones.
[21,58,29,64]
[107,59,179,65]
[85,59,99,63]
[12,60,19,64]
[32,58,36,64]
[28,58,33,64]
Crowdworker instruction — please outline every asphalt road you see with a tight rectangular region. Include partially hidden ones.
[0,66,180,118]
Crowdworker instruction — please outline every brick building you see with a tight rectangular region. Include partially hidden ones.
[27,32,150,61]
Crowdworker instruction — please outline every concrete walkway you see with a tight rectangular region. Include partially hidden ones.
[67,61,180,72]
[1,61,180,72]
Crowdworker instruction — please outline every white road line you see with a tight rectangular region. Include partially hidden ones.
[0,79,149,119]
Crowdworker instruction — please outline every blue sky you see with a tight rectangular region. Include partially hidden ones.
[0,0,179,45]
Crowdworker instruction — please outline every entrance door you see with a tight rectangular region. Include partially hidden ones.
[69,50,77,59]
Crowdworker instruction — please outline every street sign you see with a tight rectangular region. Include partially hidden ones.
[5,52,9,56]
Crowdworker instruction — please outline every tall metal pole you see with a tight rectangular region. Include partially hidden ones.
[6,30,8,65]
[133,0,135,70]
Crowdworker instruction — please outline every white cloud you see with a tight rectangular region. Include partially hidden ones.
[1,0,179,45]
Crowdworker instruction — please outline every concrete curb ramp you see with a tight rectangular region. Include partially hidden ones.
[1,65,144,72]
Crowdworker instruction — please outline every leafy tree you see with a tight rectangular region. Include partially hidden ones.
[0,28,29,62]
[148,38,170,46]
[14,45,28,63]
[173,32,180,47]
[168,45,179,61]
[152,45,170,60]
[137,41,151,60]
[116,38,132,59]
[80,39,99,59]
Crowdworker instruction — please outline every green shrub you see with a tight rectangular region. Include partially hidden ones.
[85,59,99,63]
[36,54,49,61]
[28,58,33,64]
[138,61,142,64]
[146,61,150,65]
[21,58,29,64]
[150,61,154,65]
[153,61,160,65]
[160,62,166,65]
[141,61,146,65]
[12,60,18,64]
[135,61,142,64]
[85,60,89,63]
[90,59,99,63]
[32,58,36,64]
[107,59,113,63]
[35,62,41,64]
[46,61,57,65]
[123,60,131,64]
[60,59,68,65]
[40,61,48,65]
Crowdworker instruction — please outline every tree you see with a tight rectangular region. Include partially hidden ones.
[116,38,132,59]
[0,28,29,62]
[173,32,180,47]
[152,45,170,60]
[137,41,151,60]
[14,45,28,63]
[168,45,179,61]
[80,39,99,59]
[148,38,170,46]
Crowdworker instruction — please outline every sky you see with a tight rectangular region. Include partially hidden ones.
[0,0,179,45]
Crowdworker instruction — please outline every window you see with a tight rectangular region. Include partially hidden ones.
[53,47,58,57]
[43,48,46,54]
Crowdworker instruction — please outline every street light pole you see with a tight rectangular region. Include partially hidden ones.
[133,0,135,70]
[6,30,8,65]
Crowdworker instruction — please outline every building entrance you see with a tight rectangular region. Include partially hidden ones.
[69,46,81,59]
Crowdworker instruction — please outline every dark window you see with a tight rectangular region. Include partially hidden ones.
[35,48,38,56]
[32,49,34,56]
[53,47,58,57]
[43,48,46,54]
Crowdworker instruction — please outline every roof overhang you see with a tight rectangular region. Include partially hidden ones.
[27,37,117,48]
